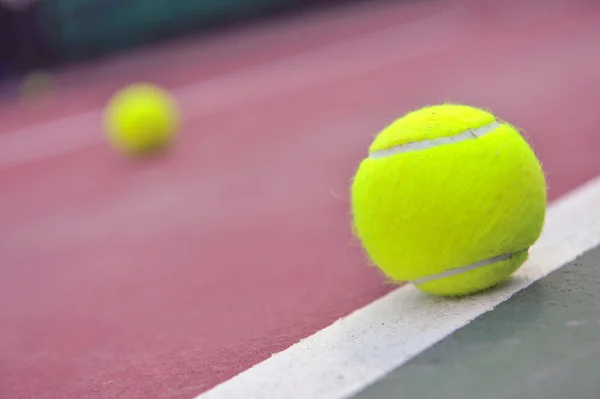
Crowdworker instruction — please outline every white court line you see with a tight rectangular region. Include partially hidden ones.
[196,175,600,399]
[0,11,465,169]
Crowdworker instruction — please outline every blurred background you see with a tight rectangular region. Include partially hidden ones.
[0,0,355,96]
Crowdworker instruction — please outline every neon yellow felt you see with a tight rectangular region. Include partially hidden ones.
[351,104,547,296]
[104,83,180,155]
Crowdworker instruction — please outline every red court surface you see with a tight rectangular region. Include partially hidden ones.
[1,1,600,398]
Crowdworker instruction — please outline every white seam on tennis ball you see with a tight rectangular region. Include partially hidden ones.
[410,248,529,285]
[368,121,502,159]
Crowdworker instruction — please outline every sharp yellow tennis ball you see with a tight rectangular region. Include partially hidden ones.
[351,104,547,297]
[104,83,180,156]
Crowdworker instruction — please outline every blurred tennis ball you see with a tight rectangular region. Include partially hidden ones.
[103,83,181,156]
[19,71,56,105]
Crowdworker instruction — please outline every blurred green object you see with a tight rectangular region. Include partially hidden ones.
[38,0,301,62]
[19,70,55,98]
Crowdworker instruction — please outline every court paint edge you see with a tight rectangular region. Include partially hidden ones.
[195,175,600,399]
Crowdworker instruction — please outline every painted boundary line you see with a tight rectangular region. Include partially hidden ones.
[196,175,600,399]
[0,12,464,170]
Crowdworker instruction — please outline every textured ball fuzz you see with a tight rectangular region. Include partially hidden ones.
[351,104,547,296]
[104,83,180,156]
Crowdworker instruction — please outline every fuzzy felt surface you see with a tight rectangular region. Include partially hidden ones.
[352,105,547,296]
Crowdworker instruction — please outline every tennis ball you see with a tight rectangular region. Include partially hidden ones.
[104,83,180,156]
[351,104,546,296]
[19,71,56,106]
